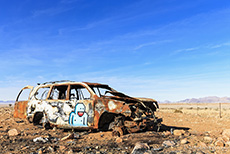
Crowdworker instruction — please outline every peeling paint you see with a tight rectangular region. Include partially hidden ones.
[108,101,117,110]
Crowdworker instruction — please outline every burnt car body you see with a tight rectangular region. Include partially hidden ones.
[14,81,161,135]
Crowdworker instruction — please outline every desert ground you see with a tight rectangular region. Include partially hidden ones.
[1,103,230,154]
[159,103,230,135]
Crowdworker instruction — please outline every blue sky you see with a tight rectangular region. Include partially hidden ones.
[0,0,230,101]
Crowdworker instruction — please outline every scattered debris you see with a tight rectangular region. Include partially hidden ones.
[215,140,225,147]
[60,133,80,141]
[173,129,185,136]
[8,128,19,136]
[131,142,151,154]
[180,138,188,144]
[162,140,176,147]
[115,137,123,143]
[199,141,207,147]
[21,146,29,150]
[15,120,24,123]
[33,137,49,143]
[60,133,74,141]
[151,146,164,152]
[203,136,213,142]
[163,130,171,136]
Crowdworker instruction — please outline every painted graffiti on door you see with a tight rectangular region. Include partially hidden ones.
[69,103,88,126]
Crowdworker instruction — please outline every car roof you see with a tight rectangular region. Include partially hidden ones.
[36,80,109,87]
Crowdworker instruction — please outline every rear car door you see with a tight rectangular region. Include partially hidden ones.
[13,86,34,119]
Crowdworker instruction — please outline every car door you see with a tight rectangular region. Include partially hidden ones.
[13,86,34,119]
[45,84,70,125]
[68,83,95,128]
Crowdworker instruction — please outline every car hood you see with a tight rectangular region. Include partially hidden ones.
[103,91,159,109]
[134,97,157,102]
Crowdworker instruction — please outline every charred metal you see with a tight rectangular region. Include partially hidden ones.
[14,81,162,135]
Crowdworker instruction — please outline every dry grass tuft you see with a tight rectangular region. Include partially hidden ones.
[174,109,183,113]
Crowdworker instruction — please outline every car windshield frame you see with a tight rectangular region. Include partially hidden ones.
[89,85,115,97]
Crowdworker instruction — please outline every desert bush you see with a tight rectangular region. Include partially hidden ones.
[174,109,183,113]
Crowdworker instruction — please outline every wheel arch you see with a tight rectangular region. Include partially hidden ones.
[98,111,119,131]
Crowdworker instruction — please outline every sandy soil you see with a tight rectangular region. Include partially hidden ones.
[1,103,230,153]
[158,103,230,136]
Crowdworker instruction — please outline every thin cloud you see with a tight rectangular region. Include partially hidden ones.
[173,40,230,55]
[174,47,200,54]
[124,8,230,41]
[0,47,48,70]
[209,42,230,49]
[32,6,74,17]
[58,18,112,35]
[134,40,172,50]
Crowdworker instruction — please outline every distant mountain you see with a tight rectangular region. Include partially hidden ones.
[159,96,230,103]
[0,100,14,104]
[177,96,230,103]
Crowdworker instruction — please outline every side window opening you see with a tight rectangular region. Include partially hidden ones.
[98,88,107,96]
[35,87,50,100]
[93,87,101,97]
[49,85,68,100]
[17,89,32,101]
[70,88,77,100]
[79,88,90,100]
[70,85,91,100]
[92,87,113,97]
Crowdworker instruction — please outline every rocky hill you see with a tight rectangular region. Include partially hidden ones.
[0,100,14,104]
[160,96,230,103]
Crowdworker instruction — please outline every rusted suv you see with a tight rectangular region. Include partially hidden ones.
[14,80,161,135]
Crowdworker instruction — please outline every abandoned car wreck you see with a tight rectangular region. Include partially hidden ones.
[14,80,162,136]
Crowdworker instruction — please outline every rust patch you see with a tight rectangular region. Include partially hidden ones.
[13,101,28,119]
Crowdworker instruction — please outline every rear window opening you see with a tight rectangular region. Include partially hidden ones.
[49,85,68,100]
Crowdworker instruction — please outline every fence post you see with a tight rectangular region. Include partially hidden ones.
[219,102,222,118]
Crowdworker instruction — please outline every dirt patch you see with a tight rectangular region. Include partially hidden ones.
[158,103,230,136]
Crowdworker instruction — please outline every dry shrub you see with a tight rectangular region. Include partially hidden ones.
[174,109,183,113]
